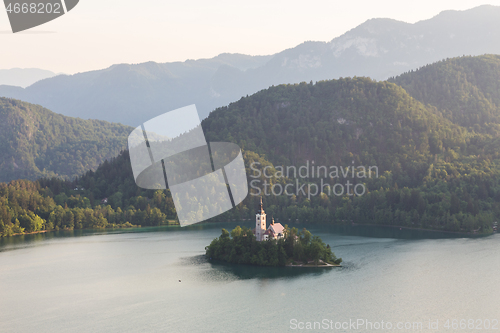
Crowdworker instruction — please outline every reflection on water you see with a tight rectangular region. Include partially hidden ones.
[180,254,339,280]
[210,260,339,280]
[0,224,209,252]
[313,223,487,239]
[0,221,484,252]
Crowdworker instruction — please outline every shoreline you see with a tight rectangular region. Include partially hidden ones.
[286,263,341,268]
[4,221,493,239]
[3,220,181,238]
[10,230,49,237]
[349,222,493,236]
[4,225,144,238]
[206,220,493,236]
[286,258,341,268]
[208,258,341,268]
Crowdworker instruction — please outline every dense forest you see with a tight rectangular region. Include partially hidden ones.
[389,55,500,134]
[0,176,177,237]
[205,226,342,266]
[201,67,500,234]
[0,98,132,182]
[2,55,500,237]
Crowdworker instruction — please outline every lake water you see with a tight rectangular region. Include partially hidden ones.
[1,223,499,332]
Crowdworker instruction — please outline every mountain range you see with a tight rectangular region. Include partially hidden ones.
[0,68,58,88]
[203,55,500,181]
[47,54,500,233]
[1,5,500,126]
[2,54,500,235]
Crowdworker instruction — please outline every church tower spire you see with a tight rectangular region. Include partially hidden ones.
[255,197,266,241]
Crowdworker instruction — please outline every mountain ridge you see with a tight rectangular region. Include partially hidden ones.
[2,5,500,125]
[390,54,500,133]
[0,97,132,182]
[0,68,58,88]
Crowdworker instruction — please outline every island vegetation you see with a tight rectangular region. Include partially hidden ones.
[205,226,342,267]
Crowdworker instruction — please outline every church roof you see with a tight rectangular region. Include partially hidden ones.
[270,223,284,235]
[263,229,274,236]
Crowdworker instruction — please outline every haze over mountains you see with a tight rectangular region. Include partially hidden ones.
[0,68,58,88]
[1,5,500,126]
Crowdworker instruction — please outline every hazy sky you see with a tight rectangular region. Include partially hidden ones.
[1,0,500,74]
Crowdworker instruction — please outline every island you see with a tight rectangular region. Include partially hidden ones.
[205,198,342,267]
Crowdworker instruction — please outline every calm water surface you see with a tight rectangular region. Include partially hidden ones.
[0,223,499,332]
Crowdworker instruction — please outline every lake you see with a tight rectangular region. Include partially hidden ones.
[0,222,499,332]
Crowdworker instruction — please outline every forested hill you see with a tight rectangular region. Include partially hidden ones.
[0,98,132,182]
[4,56,500,237]
[202,77,467,187]
[389,55,500,133]
[198,73,500,233]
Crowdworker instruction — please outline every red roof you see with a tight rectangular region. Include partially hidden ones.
[263,229,274,237]
[270,223,284,235]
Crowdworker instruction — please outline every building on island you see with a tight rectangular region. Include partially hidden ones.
[253,197,285,241]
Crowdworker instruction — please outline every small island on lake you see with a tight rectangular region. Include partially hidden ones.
[205,198,342,267]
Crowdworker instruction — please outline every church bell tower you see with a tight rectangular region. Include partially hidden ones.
[255,197,266,241]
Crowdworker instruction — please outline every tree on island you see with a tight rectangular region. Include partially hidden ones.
[205,225,342,267]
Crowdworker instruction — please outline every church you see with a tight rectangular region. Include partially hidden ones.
[253,197,285,241]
